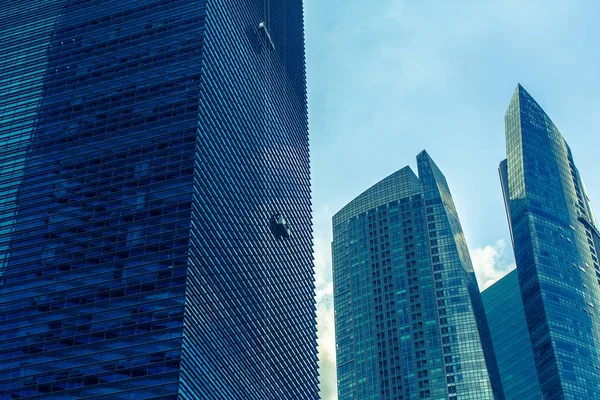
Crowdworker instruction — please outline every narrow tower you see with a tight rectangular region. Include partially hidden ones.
[501,84,600,399]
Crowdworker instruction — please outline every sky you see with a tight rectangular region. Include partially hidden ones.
[303,1,600,398]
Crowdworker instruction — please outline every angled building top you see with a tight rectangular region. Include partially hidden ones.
[333,166,420,226]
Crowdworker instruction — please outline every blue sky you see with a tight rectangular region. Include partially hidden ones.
[303,1,600,398]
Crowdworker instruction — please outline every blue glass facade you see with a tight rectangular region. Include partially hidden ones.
[332,151,504,400]
[502,84,600,400]
[481,269,542,399]
[0,1,317,399]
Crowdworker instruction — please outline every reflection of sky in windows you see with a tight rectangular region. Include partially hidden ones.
[0,9,61,276]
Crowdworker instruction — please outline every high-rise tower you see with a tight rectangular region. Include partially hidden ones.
[332,151,503,399]
[500,84,600,399]
[0,1,317,398]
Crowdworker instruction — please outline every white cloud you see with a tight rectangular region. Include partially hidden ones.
[470,239,516,290]
[314,232,338,400]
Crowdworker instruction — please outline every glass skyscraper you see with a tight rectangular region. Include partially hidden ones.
[501,84,600,399]
[0,1,317,399]
[481,270,542,400]
[332,151,504,400]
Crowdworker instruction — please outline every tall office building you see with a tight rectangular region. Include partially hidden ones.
[500,84,600,399]
[481,270,542,400]
[0,1,317,399]
[332,151,504,399]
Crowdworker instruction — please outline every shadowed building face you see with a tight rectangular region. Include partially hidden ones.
[481,269,542,400]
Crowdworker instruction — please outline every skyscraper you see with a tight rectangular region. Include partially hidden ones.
[481,270,542,400]
[500,84,600,399]
[0,1,317,399]
[332,151,504,399]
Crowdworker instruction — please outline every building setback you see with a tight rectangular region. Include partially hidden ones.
[500,84,600,399]
[0,0,318,398]
[332,151,504,399]
[481,269,542,399]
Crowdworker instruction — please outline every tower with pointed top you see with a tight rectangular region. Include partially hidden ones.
[500,84,600,399]
[332,151,504,399]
